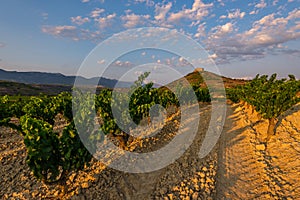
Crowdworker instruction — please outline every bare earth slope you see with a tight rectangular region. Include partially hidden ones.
[218,103,300,199]
[1,102,300,199]
[1,103,218,199]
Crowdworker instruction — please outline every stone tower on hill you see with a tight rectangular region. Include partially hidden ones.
[194,67,204,72]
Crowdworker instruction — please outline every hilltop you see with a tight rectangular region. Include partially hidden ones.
[167,70,248,89]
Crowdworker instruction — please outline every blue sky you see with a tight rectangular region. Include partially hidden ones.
[0,0,299,82]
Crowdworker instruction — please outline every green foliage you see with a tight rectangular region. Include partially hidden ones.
[96,72,211,139]
[233,74,300,119]
[60,122,93,172]
[226,88,240,103]
[96,72,160,135]
[0,71,213,183]
[193,86,211,102]
[20,115,93,183]
[21,116,61,182]
[0,95,12,126]
[0,95,27,130]
[129,76,159,125]
[96,89,120,135]
[72,90,100,154]
[22,95,59,125]
[228,73,300,139]
[253,74,299,119]
[56,92,73,121]
[0,92,93,183]
[158,89,179,108]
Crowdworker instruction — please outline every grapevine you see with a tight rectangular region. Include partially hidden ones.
[0,72,216,182]
[227,74,300,141]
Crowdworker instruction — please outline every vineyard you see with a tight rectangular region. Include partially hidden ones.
[227,74,300,142]
[0,72,211,184]
[1,72,300,199]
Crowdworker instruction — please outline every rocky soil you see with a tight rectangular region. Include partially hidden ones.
[218,102,300,199]
[1,102,300,199]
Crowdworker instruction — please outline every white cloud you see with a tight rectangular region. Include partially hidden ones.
[168,0,213,24]
[190,20,200,26]
[209,53,218,59]
[0,42,5,48]
[210,22,234,39]
[151,56,177,67]
[255,0,267,8]
[121,13,150,28]
[178,57,184,62]
[177,56,190,66]
[134,70,143,76]
[249,10,258,15]
[82,0,104,2]
[220,9,246,19]
[217,0,225,6]
[287,8,300,20]
[95,13,117,29]
[164,58,171,66]
[194,23,206,38]
[113,60,134,67]
[154,2,172,21]
[71,16,90,25]
[289,21,300,32]
[205,11,300,64]
[133,0,154,7]
[228,9,246,19]
[42,25,76,37]
[41,12,48,20]
[97,59,106,64]
[168,12,185,23]
[221,23,234,33]
[41,25,102,41]
[90,8,105,18]
[234,76,254,80]
[273,0,279,6]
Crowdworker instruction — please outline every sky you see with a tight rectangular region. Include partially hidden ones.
[0,0,299,83]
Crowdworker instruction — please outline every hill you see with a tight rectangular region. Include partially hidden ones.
[165,70,248,89]
[0,69,131,88]
[0,81,73,96]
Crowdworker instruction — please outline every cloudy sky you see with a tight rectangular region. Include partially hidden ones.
[0,0,299,81]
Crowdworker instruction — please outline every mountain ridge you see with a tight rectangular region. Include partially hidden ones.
[0,68,131,88]
[0,68,248,96]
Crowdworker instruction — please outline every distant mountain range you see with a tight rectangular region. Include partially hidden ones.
[0,68,131,88]
[0,68,248,96]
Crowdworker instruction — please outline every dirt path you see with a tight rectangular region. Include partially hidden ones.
[217,103,300,199]
[217,104,267,199]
